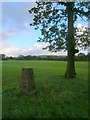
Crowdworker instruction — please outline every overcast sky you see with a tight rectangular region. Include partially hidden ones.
[1,1,88,57]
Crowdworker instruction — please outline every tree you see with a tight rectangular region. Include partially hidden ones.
[29,1,90,78]
[0,54,6,60]
[87,52,90,61]
[18,55,25,60]
[77,53,86,61]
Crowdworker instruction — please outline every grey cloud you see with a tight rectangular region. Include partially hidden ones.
[2,28,14,41]
[0,26,15,41]
[1,2,36,41]
[2,2,35,29]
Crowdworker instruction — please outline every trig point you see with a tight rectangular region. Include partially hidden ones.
[20,68,36,95]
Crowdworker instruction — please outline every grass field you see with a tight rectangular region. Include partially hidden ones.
[2,60,88,118]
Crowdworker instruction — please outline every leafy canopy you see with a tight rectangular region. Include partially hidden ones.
[29,1,90,52]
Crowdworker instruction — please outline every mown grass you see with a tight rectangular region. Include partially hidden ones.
[2,60,88,118]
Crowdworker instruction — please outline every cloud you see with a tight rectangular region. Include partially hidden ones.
[1,43,66,57]
[1,43,46,56]
[0,26,16,42]
[1,2,36,41]
[77,23,87,36]
[2,27,15,41]
[2,2,35,30]
[77,23,87,29]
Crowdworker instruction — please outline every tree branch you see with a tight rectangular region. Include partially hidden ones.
[74,8,89,17]
[57,2,66,6]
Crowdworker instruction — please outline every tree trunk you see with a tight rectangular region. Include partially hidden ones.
[65,2,76,78]
[20,68,36,95]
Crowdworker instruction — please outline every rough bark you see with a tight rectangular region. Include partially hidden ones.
[20,68,36,95]
[65,2,76,78]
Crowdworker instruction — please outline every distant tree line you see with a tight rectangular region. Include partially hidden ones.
[0,53,90,61]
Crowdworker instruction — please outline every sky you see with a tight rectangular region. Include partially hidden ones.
[0,1,88,57]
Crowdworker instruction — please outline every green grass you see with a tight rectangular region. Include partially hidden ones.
[2,60,88,118]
